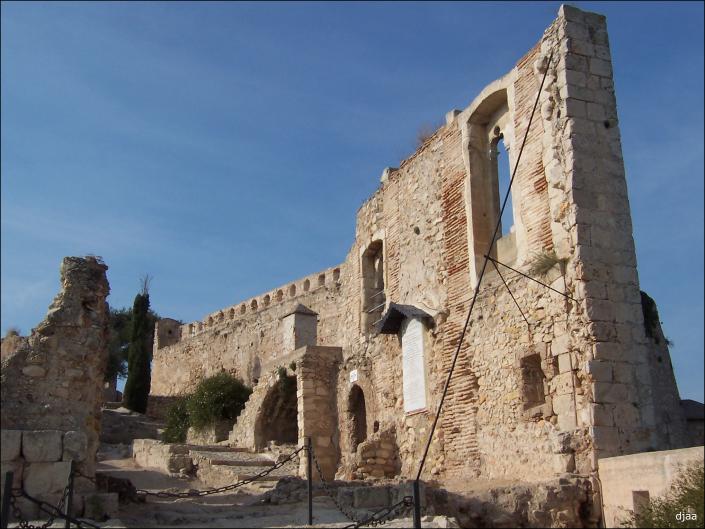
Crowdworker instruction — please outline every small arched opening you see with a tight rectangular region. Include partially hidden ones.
[254,374,298,449]
[348,384,368,453]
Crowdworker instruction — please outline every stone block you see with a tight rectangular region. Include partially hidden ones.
[586,360,612,381]
[589,403,614,427]
[551,334,571,357]
[553,394,574,415]
[564,98,586,118]
[63,431,87,462]
[613,402,640,426]
[24,461,71,496]
[1,430,22,461]
[551,372,574,396]
[557,412,577,431]
[559,4,584,22]
[22,430,63,462]
[611,362,635,384]
[557,353,572,374]
[589,58,612,77]
[83,492,119,521]
[590,426,619,450]
[593,382,628,403]
[587,102,605,121]
[593,341,622,361]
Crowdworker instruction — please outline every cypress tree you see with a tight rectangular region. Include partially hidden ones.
[123,276,153,413]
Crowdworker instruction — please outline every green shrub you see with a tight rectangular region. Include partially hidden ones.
[162,397,190,443]
[186,372,252,431]
[621,463,704,528]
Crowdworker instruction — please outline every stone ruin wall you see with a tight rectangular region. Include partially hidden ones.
[150,264,346,399]
[1,256,110,517]
[148,5,690,499]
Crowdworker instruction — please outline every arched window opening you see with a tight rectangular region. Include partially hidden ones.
[318,274,326,287]
[491,129,515,237]
[303,279,310,292]
[361,241,385,333]
[217,311,224,323]
[250,299,258,311]
[229,308,235,319]
[276,290,284,302]
[333,268,341,282]
[240,304,247,315]
[207,317,213,327]
[289,284,296,297]
[466,89,520,283]
[348,384,368,453]
[255,375,298,449]
[263,294,271,307]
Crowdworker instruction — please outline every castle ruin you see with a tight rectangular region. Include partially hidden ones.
[146,5,696,517]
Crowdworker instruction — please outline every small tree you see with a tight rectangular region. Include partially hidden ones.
[122,275,154,413]
[186,372,252,431]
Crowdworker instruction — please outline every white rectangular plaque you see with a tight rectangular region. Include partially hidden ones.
[349,369,358,383]
[402,318,427,413]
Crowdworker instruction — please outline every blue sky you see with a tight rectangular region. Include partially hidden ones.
[1,2,703,402]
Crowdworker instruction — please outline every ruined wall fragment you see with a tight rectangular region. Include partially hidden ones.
[1,256,110,478]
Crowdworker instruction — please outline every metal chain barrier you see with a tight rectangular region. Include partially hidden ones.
[9,488,100,529]
[74,445,306,501]
[309,445,414,527]
[343,496,414,528]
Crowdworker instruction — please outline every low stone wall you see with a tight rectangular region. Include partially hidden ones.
[353,430,401,479]
[0,428,115,520]
[599,446,704,528]
[146,395,181,420]
[431,475,596,528]
[132,439,194,476]
[186,420,233,445]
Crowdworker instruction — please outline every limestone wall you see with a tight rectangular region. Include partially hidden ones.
[1,256,109,474]
[599,446,704,527]
[150,265,344,397]
[148,5,690,501]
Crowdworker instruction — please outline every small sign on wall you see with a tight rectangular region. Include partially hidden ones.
[349,369,358,383]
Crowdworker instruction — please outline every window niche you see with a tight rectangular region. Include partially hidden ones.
[520,354,546,417]
[465,88,520,286]
[361,240,385,332]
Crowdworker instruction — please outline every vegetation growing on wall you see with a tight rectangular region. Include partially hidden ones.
[186,372,253,430]
[621,463,704,528]
[162,397,190,443]
[161,372,252,442]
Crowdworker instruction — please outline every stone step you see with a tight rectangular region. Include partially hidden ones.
[206,458,274,467]
[210,465,291,482]
[186,444,249,453]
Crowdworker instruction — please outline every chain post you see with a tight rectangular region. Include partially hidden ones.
[412,480,421,528]
[64,460,74,529]
[306,437,313,526]
[1,471,13,529]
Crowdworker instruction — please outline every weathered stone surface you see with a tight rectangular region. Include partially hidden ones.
[22,430,63,462]
[1,430,22,461]
[139,5,690,506]
[63,430,87,462]
[24,461,71,496]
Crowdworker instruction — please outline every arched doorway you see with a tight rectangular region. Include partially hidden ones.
[348,385,367,453]
[254,374,298,449]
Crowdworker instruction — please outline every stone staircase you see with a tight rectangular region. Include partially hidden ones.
[189,443,299,488]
